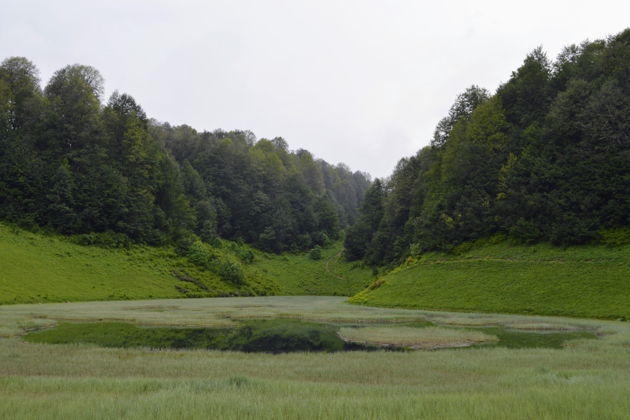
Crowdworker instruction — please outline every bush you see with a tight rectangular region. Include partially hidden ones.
[218,259,245,284]
[509,218,544,244]
[186,240,216,267]
[174,231,198,255]
[309,246,323,260]
[599,227,630,246]
[549,217,597,246]
[227,242,255,264]
[71,232,131,248]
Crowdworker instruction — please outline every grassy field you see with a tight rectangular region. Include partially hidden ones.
[1,296,629,419]
[0,223,372,304]
[350,241,630,319]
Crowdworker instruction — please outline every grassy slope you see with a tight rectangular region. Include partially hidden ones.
[251,242,374,296]
[350,241,630,319]
[0,223,255,304]
[0,223,373,304]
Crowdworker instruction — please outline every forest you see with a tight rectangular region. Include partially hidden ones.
[345,29,630,265]
[0,59,370,253]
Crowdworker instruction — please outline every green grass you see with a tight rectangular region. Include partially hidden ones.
[250,241,374,296]
[0,223,372,304]
[350,241,630,319]
[1,296,630,419]
[0,223,283,304]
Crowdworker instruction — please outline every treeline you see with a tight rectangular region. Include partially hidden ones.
[0,58,370,252]
[346,29,630,265]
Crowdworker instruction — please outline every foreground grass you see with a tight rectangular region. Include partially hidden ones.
[1,296,629,419]
[350,241,630,319]
[2,374,629,420]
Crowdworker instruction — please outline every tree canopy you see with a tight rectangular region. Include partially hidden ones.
[0,57,370,252]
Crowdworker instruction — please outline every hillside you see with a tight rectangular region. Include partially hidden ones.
[0,223,372,304]
[345,29,630,266]
[349,240,630,319]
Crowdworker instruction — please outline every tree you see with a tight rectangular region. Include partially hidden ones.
[432,85,489,148]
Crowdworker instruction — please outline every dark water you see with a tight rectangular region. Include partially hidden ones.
[24,319,377,353]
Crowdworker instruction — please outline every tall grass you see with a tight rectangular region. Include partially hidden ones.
[2,297,630,418]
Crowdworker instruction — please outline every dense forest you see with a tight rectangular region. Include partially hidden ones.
[0,58,370,252]
[346,29,630,265]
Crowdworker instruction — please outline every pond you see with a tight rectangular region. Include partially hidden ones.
[24,318,597,353]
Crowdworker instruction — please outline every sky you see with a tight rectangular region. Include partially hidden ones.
[2,0,629,178]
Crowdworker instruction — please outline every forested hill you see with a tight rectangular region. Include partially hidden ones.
[346,28,630,266]
[0,58,370,252]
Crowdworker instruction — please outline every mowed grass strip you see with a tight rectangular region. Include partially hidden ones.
[350,242,630,319]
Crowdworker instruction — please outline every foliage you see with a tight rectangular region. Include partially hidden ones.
[0,57,370,253]
[70,231,132,249]
[309,246,323,260]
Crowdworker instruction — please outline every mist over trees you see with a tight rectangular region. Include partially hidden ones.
[0,58,370,252]
[346,29,630,265]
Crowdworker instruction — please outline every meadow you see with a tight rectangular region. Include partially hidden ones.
[1,296,629,419]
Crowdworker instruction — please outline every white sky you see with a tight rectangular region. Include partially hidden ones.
[2,0,629,178]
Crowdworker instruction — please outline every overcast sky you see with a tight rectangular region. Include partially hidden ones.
[2,1,629,178]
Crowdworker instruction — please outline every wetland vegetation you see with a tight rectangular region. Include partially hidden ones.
[1,297,628,419]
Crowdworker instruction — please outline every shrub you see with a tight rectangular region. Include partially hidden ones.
[309,246,323,260]
[186,240,215,268]
[71,232,131,248]
[509,218,544,244]
[218,259,245,284]
[599,227,630,246]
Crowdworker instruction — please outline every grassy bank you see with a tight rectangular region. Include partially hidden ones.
[350,241,630,319]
